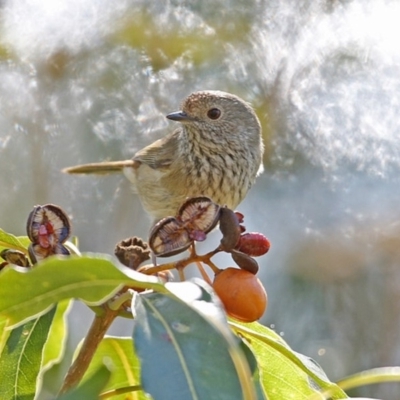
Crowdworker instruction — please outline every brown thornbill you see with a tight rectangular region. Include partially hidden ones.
[63,90,264,221]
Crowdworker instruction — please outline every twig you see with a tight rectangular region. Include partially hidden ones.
[196,262,213,285]
[140,246,221,276]
[58,306,119,395]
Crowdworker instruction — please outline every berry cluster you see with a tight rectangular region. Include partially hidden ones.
[139,196,270,322]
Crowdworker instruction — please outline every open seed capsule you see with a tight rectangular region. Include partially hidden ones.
[0,249,30,267]
[149,217,192,257]
[28,243,70,264]
[114,237,150,269]
[27,204,71,245]
[178,196,220,235]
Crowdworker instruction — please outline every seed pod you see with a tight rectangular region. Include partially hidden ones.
[178,196,220,234]
[219,207,241,251]
[188,230,207,242]
[26,204,71,264]
[231,249,259,275]
[236,232,270,257]
[0,249,30,267]
[27,204,71,245]
[114,237,150,269]
[149,217,192,257]
[28,243,70,264]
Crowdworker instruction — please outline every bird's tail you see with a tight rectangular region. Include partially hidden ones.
[62,160,137,175]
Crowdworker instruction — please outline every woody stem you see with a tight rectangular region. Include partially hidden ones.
[139,247,221,276]
[58,306,119,395]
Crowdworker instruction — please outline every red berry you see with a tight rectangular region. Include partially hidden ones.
[236,232,270,257]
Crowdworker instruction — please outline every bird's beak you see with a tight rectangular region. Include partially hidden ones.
[166,111,194,122]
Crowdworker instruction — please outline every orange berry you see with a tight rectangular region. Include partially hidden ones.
[213,267,267,322]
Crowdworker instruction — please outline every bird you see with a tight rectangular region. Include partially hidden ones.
[63,90,264,222]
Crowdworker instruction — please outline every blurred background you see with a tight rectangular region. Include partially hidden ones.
[1,0,400,398]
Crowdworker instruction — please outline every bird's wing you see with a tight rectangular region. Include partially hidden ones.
[133,131,180,169]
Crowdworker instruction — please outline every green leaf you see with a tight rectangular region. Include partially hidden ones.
[238,340,267,400]
[0,230,29,254]
[0,254,163,328]
[42,299,72,370]
[133,280,260,400]
[57,365,111,400]
[82,336,146,400]
[229,321,348,400]
[336,366,400,393]
[0,307,57,400]
[0,315,11,356]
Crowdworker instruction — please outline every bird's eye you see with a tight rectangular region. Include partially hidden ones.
[207,108,221,120]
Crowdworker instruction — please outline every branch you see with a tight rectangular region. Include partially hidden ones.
[58,306,119,395]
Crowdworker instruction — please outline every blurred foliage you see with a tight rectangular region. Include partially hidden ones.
[111,10,252,71]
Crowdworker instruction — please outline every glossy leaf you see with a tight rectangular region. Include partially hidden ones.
[336,366,400,393]
[82,336,146,400]
[237,340,267,400]
[42,299,72,370]
[0,315,10,356]
[133,280,260,400]
[0,307,56,400]
[0,230,29,254]
[58,365,111,400]
[229,321,348,400]
[0,254,163,328]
